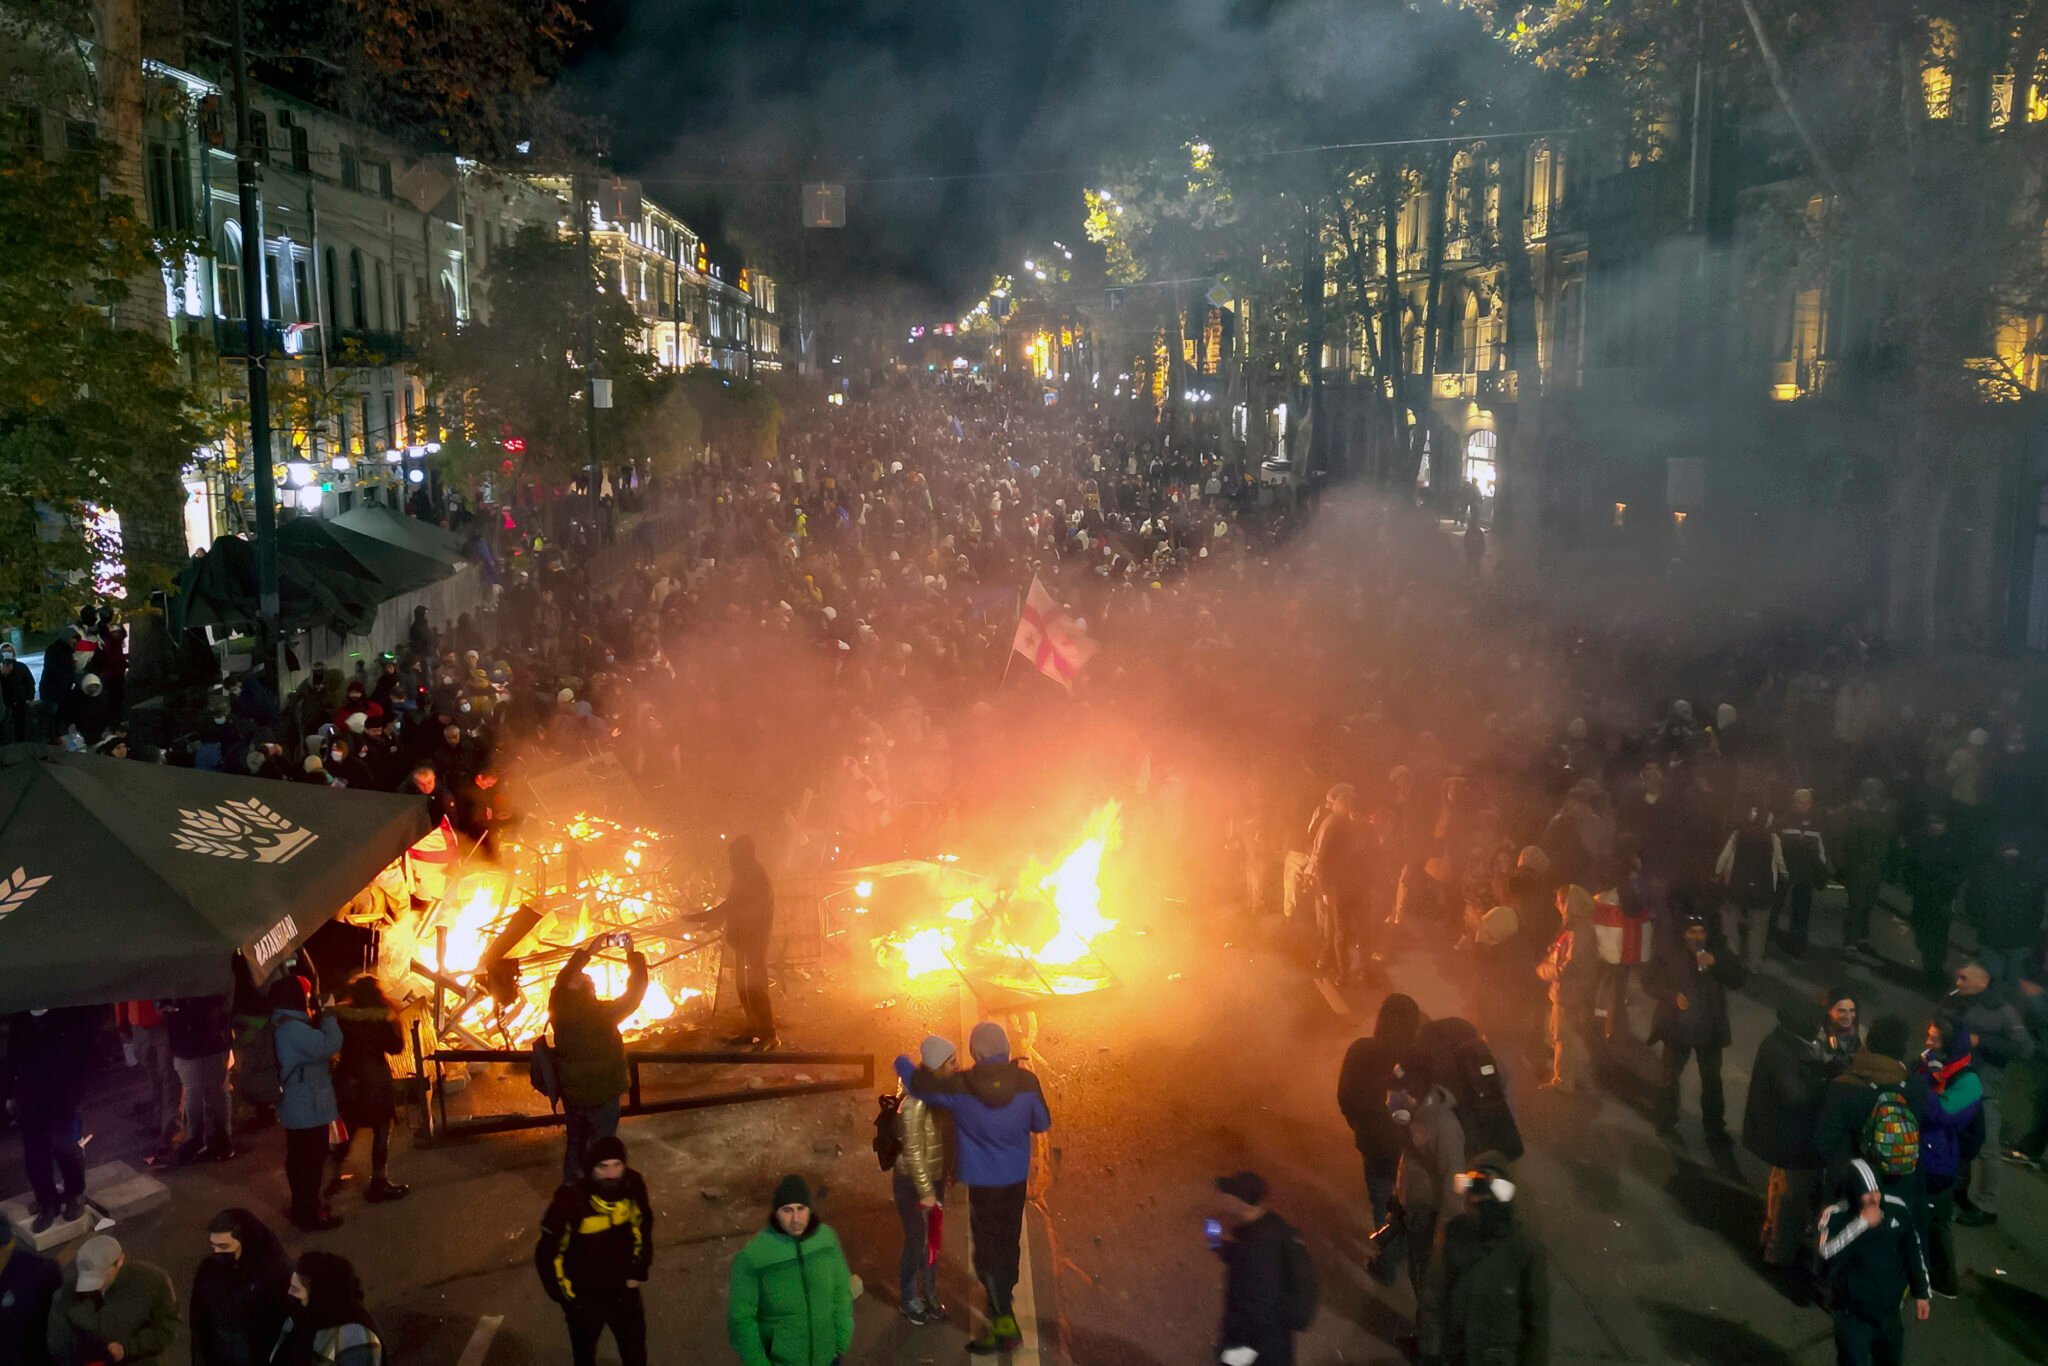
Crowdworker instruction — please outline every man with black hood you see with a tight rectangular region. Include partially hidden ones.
[897,1020,1052,1354]
[1212,1170,1313,1366]
[535,1134,653,1366]
[1338,993,1423,1231]
[1421,1153,1548,1366]
[0,644,35,742]
[1817,1158,1931,1366]
[1742,997,1830,1295]
[709,834,778,1049]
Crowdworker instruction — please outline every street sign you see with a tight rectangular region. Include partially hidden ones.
[802,183,846,228]
[1105,288,1125,312]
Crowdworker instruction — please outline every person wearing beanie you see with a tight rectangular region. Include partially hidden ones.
[535,1134,652,1366]
[1646,913,1747,1139]
[1421,1154,1548,1366]
[1907,1017,1983,1296]
[895,1020,1052,1353]
[1816,1014,1916,1190]
[727,1174,854,1366]
[1742,997,1831,1295]
[891,1035,957,1325]
[1213,1170,1313,1366]
[1817,1159,1930,1366]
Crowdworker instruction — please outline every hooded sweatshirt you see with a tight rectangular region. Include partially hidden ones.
[895,1039,1051,1187]
[1338,994,1422,1161]
[1538,887,1599,1010]
[1743,1000,1830,1170]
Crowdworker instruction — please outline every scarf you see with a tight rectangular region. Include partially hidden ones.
[1925,1049,1973,1094]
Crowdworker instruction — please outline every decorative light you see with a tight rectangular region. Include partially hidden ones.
[329,455,349,471]
[287,461,317,487]
[426,441,442,454]
[384,448,404,463]
[407,468,426,484]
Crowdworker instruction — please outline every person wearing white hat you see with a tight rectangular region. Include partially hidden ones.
[48,1235,178,1366]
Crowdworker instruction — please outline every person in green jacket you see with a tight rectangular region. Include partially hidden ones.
[727,1174,854,1366]
[47,1235,179,1366]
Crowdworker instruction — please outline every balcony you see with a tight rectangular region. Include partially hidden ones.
[213,317,321,359]
[329,328,412,364]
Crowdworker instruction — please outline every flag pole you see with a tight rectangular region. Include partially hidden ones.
[999,582,1024,687]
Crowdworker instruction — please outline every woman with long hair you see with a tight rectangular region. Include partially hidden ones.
[270,1252,383,1366]
[192,1208,290,1366]
[327,976,409,1205]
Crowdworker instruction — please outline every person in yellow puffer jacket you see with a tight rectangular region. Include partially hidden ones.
[893,1035,957,1325]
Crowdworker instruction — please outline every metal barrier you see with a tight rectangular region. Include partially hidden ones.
[411,1022,874,1141]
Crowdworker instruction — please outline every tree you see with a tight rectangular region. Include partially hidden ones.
[0,107,219,629]
[415,224,654,488]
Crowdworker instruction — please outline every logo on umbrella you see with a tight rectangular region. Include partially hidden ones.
[172,800,319,864]
[0,866,51,923]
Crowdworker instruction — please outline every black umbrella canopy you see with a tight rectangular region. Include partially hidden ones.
[0,747,430,1011]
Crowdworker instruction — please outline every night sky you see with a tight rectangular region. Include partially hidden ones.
[566,0,1077,310]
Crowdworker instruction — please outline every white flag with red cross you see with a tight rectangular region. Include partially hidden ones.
[1011,575,1097,692]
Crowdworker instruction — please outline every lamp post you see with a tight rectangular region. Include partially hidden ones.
[230,0,278,686]
[575,175,603,543]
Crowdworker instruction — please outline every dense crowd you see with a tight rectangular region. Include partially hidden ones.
[4,375,2048,1365]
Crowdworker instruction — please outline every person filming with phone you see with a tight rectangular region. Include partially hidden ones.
[547,933,649,1182]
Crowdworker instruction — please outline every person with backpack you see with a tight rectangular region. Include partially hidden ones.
[1414,1014,1524,1163]
[895,1021,1052,1355]
[535,1135,652,1366]
[885,1035,956,1326]
[268,978,343,1233]
[1907,1018,1983,1299]
[1816,1014,1921,1203]
[1212,1170,1315,1366]
[1743,997,1831,1299]
[546,934,649,1183]
[1646,914,1746,1139]
[1817,1159,1931,1366]
[1338,994,1422,1232]
[1420,1153,1548,1366]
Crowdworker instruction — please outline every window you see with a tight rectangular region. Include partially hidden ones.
[402,386,416,441]
[340,145,359,191]
[396,271,409,332]
[322,247,339,328]
[374,260,388,329]
[265,250,282,320]
[248,110,268,163]
[5,103,43,158]
[1463,429,1500,506]
[377,162,393,199]
[286,117,309,173]
[348,249,366,328]
[65,118,95,154]
[143,138,195,233]
[293,256,312,323]
[441,269,459,316]
[383,394,397,448]
[216,224,243,320]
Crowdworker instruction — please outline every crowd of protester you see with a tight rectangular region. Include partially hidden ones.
[6,373,2048,1363]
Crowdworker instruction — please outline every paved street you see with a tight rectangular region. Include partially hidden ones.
[8,884,2047,1364]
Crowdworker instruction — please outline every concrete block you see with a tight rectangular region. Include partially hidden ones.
[90,1172,171,1221]
[0,1194,94,1252]
[83,1161,143,1194]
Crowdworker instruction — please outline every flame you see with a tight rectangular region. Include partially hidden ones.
[422,872,515,974]
[880,802,1121,991]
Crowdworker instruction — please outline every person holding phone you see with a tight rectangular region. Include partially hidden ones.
[547,935,649,1182]
[1212,1171,1314,1366]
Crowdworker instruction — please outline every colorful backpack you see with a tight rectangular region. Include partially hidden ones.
[1860,1085,1921,1178]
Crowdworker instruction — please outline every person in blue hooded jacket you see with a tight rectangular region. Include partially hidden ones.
[269,977,343,1232]
[1908,1018,1983,1299]
[895,1020,1050,1355]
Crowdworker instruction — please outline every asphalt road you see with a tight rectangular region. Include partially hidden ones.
[8,888,2048,1365]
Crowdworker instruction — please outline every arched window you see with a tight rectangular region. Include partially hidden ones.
[374,260,389,330]
[215,222,243,321]
[1463,429,1500,500]
[1457,289,1480,372]
[347,249,366,329]
[322,246,339,330]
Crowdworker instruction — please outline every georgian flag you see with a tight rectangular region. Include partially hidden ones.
[1011,575,1097,692]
